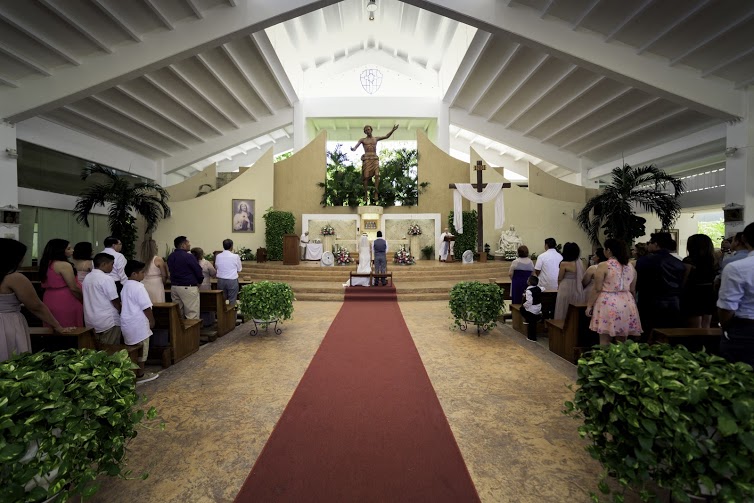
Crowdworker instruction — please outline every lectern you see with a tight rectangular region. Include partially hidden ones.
[283,234,300,265]
[443,235,455,262]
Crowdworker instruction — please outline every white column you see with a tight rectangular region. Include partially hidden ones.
[575,159,598,188]
[0,122,18,207]
[724,89,754,236]
[293,101,306,152]
[436,101,450,152]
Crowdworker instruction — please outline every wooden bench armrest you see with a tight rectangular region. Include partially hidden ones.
[29,327,92,336]
[546,319,565,330]
[182,319,202,329]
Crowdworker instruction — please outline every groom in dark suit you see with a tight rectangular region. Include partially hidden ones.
[372,231,388,286]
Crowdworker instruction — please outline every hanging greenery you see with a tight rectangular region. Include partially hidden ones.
[448,210,478,257]
[74,164,171,259]
[263,208,294,261]
[578,164,684,246]
[317,145,428,207]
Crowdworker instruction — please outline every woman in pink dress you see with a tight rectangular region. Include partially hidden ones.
[140,239,168,304]
[587,238,642,345]
[39,239,84,327]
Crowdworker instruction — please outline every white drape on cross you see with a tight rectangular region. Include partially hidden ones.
[453,183,505,234]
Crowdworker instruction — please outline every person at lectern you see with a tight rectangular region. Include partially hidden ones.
[351,124,399,204]
[300,231,310,259]
[372,231,388,286]
[440,227,454,262]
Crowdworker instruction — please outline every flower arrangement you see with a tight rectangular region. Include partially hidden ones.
[393,245,415,265]
[504,250,516,261]
[407,224,422,236]
[334,246,352,265]
[321,224,335,236]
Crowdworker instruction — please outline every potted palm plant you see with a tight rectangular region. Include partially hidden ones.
[73,164,171,259]
[577,164,684,246]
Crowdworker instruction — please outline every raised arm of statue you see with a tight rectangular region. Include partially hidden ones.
[376,124,399,141]
[351,138,364,152]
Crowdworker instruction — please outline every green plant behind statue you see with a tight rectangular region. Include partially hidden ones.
[578,164,684,246]
[73,164,170,259]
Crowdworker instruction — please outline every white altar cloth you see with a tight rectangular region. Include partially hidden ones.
[304,243,323,260]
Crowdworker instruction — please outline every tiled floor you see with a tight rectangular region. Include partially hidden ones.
[91,301,609,503]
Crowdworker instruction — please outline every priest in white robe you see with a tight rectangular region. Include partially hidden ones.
[440,228,454,262]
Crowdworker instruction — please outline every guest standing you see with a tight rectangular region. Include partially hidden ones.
[140,239,168,304]
[553,242,585,320]
[534,238,562,292]
[215,239,242,306]
[587,239,641,345]
[39,239,84,327]
[192,247,217,327]
[167,236,203,319]
[682,234,716,328]
[508,245,534,305]
[372,231,388,286]
[72,242,94,283]
[82,254,121,345]
[717,222,754,366]
[582,248,607,301]
[1,239,70,361]
[121,260,158,384]
[102,236,127,289]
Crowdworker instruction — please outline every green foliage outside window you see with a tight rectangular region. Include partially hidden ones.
[263,208,294,261]
[448,210,478,256]
[698,219,726,245]
[318,145,428,207]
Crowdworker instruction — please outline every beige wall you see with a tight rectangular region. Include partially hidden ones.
[167,163,217,202]
[528,163,591,204]
[152,150,274,255]
[471,148,593,257]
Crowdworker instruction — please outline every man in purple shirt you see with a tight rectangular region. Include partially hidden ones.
[167,235,203,319]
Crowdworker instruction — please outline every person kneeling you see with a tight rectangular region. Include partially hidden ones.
[122,260,158,384]
[522,276,542,342]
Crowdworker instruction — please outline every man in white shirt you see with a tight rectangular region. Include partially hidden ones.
[717,222,754,367]
[534,237,562,292]
[82,253,121,345]
[215,238,243,305]
[102,236,127,289]
[300,231,310,259]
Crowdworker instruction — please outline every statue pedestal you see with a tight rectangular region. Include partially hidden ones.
[322,235,334,253]
[357,205,383,241]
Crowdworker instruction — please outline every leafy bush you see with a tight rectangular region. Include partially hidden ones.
[236,247,255,262]
[449,281,503,329]
[421,245,434,260]
[238,281,295,322]
[564,342,754,502]
[263,208,294,261]
[0,349,161,503]
[448,210,477,257]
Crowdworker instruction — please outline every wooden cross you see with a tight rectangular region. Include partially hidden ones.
[449,160,511,254]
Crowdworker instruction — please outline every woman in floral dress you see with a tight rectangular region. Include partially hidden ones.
[587,238,642,345]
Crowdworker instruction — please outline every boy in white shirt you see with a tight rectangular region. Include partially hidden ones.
[82,253,121,345]
[521,276,543,342]
[121,260,158,384]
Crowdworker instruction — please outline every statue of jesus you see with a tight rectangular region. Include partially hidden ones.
[351,124,399,204]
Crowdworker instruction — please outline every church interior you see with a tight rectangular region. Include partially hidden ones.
[1,1,753,502]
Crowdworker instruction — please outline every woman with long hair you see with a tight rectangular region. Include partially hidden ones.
[553,242,585,320]
[582,247,607,300]
[140,239,168,304]
[587,239,642,345]
[39,238,83,327]
[72,241,94,283]
[1,239,71,361]
[682,233,716,328]
[191,247,217,327]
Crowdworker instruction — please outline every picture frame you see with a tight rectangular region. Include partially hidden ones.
[232,199,254,233]
[655,228,679,246]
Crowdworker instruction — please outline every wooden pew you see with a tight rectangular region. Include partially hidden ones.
[545,303,595,363]
[650,328,722,355]
[371,272,393,286]
[150,302,200,367]
[200,290,236,336]
[510,304,546,337]
[29,327,96,352]
[494,280,512,321]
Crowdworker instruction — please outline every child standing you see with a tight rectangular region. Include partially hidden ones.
[521,275,542,342]
[82,253,121,345]
[121,260,158,384]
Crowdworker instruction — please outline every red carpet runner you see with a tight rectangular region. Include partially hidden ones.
[234,286,480,502]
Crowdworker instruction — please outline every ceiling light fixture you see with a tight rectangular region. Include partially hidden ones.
[366,0,377,12]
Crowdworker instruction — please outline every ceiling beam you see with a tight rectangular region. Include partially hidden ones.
[451,108,584,172]
[0,76,18,88]
[142,0,174,30]
[0,41,51,76]
[1,0,334,122]
[505,64,577,127]
[196,53,258,121]
[251,31,299,107]
[220,43,275,115]
[91,0,142,42]
[167,64,240,129]
[541,85,632,142]
[522,75,604,135]
[142,73,224,135]
[734,74,754,91]
[539,0,555,18]
[669,9,754,66]
[701,46,754,78]
[571,0,600,30]
[636,0,711,55]
[443,31,492,106]
[587,123,726,179]
[38,0,112,54]
[469,43,520,114]
[184,0,204,19]
[604,0,655,42]
[163,108,293,173]
[487,53,549,121]
[0,9,81,65]
[402,0,743,119]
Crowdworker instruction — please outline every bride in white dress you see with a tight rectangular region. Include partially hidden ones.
[344,234,372,287]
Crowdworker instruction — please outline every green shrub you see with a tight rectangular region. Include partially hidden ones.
[564,342,754,502]
[448,210,477,257]
[238,281,295,322]
[0,349,161,503]
[449,281,503,329]
[421,245,434,260]
[263,208,295,261]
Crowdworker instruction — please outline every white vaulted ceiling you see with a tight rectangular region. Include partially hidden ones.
[0,0,751,183]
